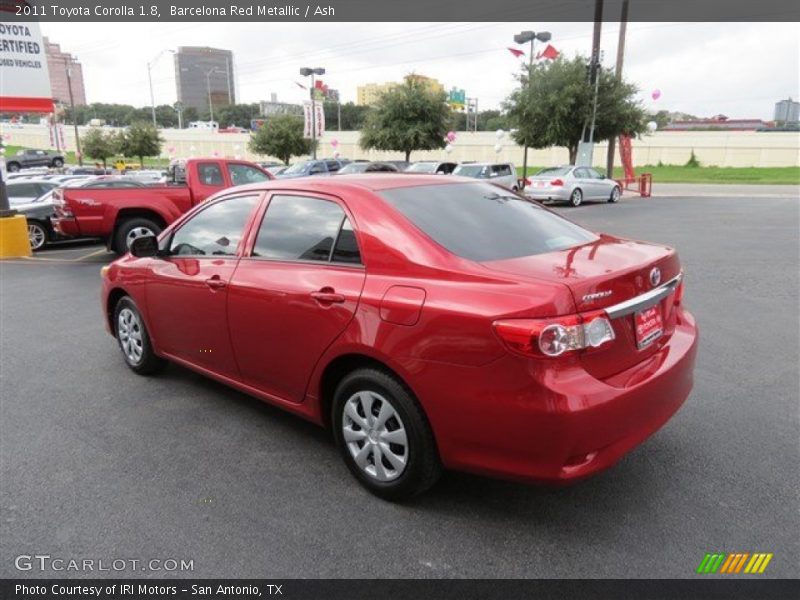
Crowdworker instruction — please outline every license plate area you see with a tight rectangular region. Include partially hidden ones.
[634,305,663,350]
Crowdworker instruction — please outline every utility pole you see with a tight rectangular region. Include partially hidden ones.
[577,0,604,166]
[65,57,82,166]
[606,0,629,178]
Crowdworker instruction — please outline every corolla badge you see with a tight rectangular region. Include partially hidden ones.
[650,267,662,287]
[582,290,613,302]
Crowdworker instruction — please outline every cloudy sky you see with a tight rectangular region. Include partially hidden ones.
[40,21,799,120]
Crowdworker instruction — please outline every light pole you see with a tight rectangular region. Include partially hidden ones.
[300,67,325,159]
[513,30,551,188]
[147,49,174,128]
[205,68,222,123]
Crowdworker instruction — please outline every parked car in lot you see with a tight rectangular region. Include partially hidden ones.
[5,149,65,171]
[405,161,457,174]
[52,158,272,253]
[6,179,61,206]
[276,158,351,179]
[337,161,399,174]
[453,162,519,190]
[525,166,621,206]
[101,174,698,500]
[262,164,288,177]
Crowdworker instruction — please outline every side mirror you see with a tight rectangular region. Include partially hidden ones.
[129,234,159,258]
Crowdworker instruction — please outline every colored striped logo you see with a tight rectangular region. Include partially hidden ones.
[696,553,773,574]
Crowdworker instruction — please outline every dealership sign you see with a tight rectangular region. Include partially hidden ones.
[0,21,54,113]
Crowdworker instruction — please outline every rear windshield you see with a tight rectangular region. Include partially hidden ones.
[453,165,488,178]
[380,182,597,262]
[406,162,437,173]
[535,167,571,176]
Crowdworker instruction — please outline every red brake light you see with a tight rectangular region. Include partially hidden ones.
[493,311,615,358]
[523,177,531,186]
[550,178,564,186]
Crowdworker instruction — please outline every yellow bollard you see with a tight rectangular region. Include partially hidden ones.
[0,215,32,258]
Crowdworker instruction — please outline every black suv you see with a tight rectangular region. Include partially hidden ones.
[6,149,65,172]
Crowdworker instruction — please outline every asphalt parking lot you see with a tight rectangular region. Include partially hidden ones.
[1,191,798,578]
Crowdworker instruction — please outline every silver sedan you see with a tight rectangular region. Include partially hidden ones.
[524,166,621,206]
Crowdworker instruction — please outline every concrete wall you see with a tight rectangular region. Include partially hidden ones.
[4,124,799,168]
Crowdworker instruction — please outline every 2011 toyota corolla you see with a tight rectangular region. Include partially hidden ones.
[100,174,698,500]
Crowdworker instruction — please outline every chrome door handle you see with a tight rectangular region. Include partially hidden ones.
[205,276,226,290]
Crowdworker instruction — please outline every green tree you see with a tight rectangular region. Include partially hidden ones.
[359,77,450,162]
[116,122,163,167]
[81,128,116,168]
[248,114,314,165]
[504,56,647,163]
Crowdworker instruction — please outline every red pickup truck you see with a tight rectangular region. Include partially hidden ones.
[52,158,272,253]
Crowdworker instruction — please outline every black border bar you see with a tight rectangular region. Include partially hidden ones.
[2,579,799,600]
[3,0,800,22]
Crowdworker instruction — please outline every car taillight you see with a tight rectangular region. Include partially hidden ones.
[523,177,531,186]
[550,178,564,186]
[493,310,615,358]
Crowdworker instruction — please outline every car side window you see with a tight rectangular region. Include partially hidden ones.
[228,163,269,186]
[331,218,361,264]
[197,162,224,186]
[169,195,259,257]
[586,168,602,179]
[252,195,355,263]
[326,161,340,172]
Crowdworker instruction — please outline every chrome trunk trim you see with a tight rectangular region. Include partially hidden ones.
[604,272,683,319]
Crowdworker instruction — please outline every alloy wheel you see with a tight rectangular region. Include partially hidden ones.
[27,223,46,250]
[571,189,583,206]
[342,391,408,482]
[118,308,144,364]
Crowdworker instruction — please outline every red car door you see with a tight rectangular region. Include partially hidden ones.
[227,193,366,403]
[145,194,262,378]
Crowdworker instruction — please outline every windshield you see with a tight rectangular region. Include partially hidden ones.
[453,165,488,178]
[406,162,437,173]
[283,161,312,175]
[534,167,572,177]
[380,182,597,262]
[338,163,369,174]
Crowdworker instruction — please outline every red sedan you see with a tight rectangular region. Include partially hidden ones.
[100,175,698,500]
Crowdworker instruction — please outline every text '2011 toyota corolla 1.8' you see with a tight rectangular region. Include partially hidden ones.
[101,174,698,500]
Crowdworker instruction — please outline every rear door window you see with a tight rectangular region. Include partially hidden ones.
[253,195,345,262]
[380,182,597,262]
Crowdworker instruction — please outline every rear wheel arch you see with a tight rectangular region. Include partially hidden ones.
[317,353,429,433]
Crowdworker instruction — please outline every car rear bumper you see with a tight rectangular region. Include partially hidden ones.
[524,187,571,201]
[414,308,698,484]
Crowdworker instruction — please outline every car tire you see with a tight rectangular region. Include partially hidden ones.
[51,158,64,168]
[570,188,583,207]
[113,217,162,254]
[113,296,166,375]
[6,162,20,172]
[332,368,442,501]
[608,186,621,203]
[27,221,49,251]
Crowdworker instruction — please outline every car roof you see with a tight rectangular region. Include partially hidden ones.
[228,173,471,195]
[8,179,57,185]
[456,161,512,167]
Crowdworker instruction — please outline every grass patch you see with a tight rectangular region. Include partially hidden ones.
[517,164,799,185]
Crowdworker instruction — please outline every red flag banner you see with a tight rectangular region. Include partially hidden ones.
[537,44,560,60]
[507,47,525,58]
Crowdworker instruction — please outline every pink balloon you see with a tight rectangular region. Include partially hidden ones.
[331,139,339,147]
[167,146,176,153]
[212,150,220,157]
[446,131,457,143]
[651,89,661,101]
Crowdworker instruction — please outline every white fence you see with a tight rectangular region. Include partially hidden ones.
[3,125,799,168]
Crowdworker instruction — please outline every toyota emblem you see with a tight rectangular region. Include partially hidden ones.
[649,267,661,287]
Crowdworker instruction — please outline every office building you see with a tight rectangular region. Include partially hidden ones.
[43,37,87,106]
[774,98,800,123]
[174,46,235,114]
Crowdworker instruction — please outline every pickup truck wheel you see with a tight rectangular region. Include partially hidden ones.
[27,221,49,251]
[6,162,20,172]
[114,297,166,375]
[114,218,161,254]
[51,158,64,168]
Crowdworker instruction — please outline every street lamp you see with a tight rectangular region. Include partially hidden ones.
[205,68,223,124]
[147,49,175,128]
[514,30,551,188]
[299,67,325,159]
